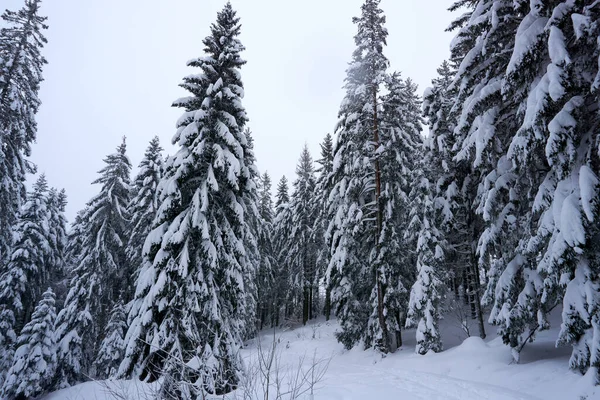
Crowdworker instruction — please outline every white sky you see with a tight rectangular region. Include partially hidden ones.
[6,0,457,221]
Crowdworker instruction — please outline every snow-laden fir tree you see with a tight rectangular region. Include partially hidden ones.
[313,134,334,320]
[469,0,600,381]
[239,127,260,340]
[327,0,390,352]
[0,307,17,390]
[94,299,127,379]
[445,0,527,341]
[1,288,56,400]
[405,163,446,355]
[0,0,48,266]
[404,60,457,354]
[45,188,68,307]
[420,60,461,299]
[54,138,131,388]
[365,72,423,350]
[0,175,51,334]
[272,175,293,325]
[327,0,424,353]
[125,136,163,301]
[256,171,276,329]
[119,4,258,396]
[288,145,318,324]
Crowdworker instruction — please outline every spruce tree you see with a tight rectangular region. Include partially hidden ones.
[54,138,131,387]
[444,0,526,342]
[327,0,390,351]
[327,0,423,353]
[0,0,48,266]
[288,145,318,324]
[1,288,56,400]
[365,72,423,350]
[256,172,276,329]
[405,166,445,355]
[272,176,293,326]
[125,135,163,301]
[479,1,600,380]
[405,60,457,354]
[119,4,258,396]
[313,134,334,320]
[94,299,127,379]
[0,175,51,332]
[46,188,68,306]
[0,307,16,390]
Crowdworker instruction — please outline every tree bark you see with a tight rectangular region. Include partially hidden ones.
[373,85,389,352]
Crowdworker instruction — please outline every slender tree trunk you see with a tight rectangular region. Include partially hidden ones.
[466,194,486,339]
[324,287,331,321]
[373,85,389,352]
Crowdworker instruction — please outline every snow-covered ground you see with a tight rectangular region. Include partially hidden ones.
[44,311,598,400]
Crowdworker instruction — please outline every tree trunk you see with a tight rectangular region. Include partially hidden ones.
[324,287,331,321]
[373,85,389,353]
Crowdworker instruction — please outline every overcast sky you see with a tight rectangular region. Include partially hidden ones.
[7,0,457,221]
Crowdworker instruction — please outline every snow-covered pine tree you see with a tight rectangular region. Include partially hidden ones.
[405,165,445,355]
[445,0,528,341]
[275,176,290,208]
[313,134,334,320]
[420,60,462,300]
[328,0,412,352]
[54,138,131,388]
[288,145,318,324]
[272,175,293,326]
[63,209,88,274]
[256,171,276,329]
[0,0,48,266]
[46,188,68,307]
[119,4,258,396]
[0,174,51,333]
[1,288,56,400]
[94,299,127,379]
[404,60,457,355]
[472,1,600,381]
[0,305,16,389]
[125,136,163,302]
[365,72,423,351]
[240,127,260,341]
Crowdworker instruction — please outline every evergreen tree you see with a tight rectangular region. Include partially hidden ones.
[405,166,445,355]
[272,176,293,326]
[0,307,16,390]
[0,0,48,266]
[46,188,68,307]
[327,0,423,353]
[54,138,131,387]
[1,288,56,400]
[0,175,51,332]
[119,4,258,396]
[474,0,600,381]
[327,0,390,351]
[444,0,527,342]
[313,134,334,320]
[365,72,423,350]
[125,136,163,302]
[94,299,127,379]
[288,145,318,324]
[256,172,276,329]
[405,60,457,354]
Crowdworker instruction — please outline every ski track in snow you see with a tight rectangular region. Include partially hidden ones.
[320,362,540,400]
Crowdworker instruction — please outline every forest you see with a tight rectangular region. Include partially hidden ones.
[0,0,599,399]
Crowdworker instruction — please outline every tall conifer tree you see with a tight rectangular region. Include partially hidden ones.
[54,139,131,387]
[0,0,48,266]
[119,4,258,396]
